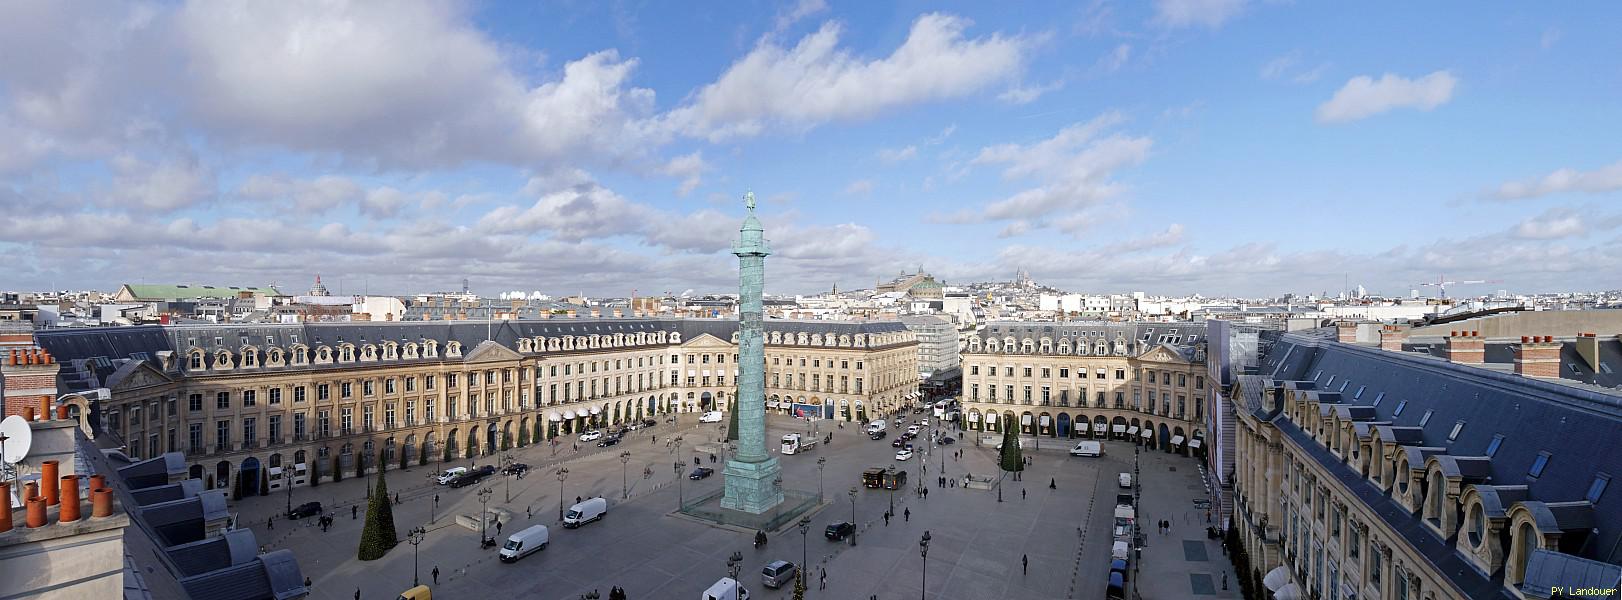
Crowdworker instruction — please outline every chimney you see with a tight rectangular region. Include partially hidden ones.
[59,475,80,523]
[590,307,602,318]
[612,308,623,318]
[1335,321,1358,343]
[1513,336,1562,379]
[1444,330,1484,364]
[1574,332,1601,372]
[0,482,11,532]
[92,488,113,518]
[42,460,60,505]
[1379,326,1405,352]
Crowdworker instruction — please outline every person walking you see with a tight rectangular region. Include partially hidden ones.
[432,566,439,585]
[496,521,503,535]
[527,506,532,519]
[268,516,274,531]
[1022,554,1028,575]
[904,508,910,522]
[354,588,361,600]
[819,566,827,589]
[1049,478,1056,490]
[351,505,357,520]
[1021,488,1027,500]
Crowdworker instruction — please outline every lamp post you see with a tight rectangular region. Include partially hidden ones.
[816,457,826,502]
[727,550,744,581]
[919,530,931,600]
[798,517,811,586]
[500,453,514,503]
[619,451,631,499]
[847,487,859,547]
[674,461,685,509]
[407,526,426,587]
[555,467,569,522]
[477,487,494,547]
[887,465,897,514]
[285,463,294,514]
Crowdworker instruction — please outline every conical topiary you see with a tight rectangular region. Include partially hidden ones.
[357,453,398,560]
[727,396,739,442]
[999,419,1024,476]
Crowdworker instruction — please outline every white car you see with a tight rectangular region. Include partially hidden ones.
[895,449,914,461]
[579,430,603,442]
[906,425,921,435]
[699,411,725,423]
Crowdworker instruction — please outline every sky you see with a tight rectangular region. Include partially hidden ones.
[2,0,1620,299]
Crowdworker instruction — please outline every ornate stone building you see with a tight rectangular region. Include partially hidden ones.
[960,322,1209,453]
[35,318,916,493]
[1230,328,1622,600]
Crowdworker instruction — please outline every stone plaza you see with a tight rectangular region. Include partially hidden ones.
[231,411,1239,599]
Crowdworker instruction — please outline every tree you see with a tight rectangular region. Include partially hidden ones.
[231,474,243,501]
[792,569,806,600]
[727,396,740,442]
[400,447,410,471]
[998,420,1024,479]
[465,433,477,459]
[518,427,530,447]
[310,460,321,487]
[332,455,343,483]
[419,442,430,466]
[356,453,367,479]
[260,469,270,496]
[357,453,399,560]
[443,443,454,463]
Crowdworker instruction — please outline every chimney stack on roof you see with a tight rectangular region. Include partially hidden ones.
[1335,321,1358,343]
[1574,332,1601,372]
[1379,325,1405,352]
[1513,335,1562,379]
[1444,330,1485,364]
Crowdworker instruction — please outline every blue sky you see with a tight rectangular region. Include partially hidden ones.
[2,0,1620,298]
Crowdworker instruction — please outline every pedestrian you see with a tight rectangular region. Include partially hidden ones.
[576,496,582,504]
[354,588,361,600]
[884,512,890,526]
[432,566,439,585]
[1223,573,1228,590]
[1049,478,1056,490]
[820,566,827,589]
[904,508,910,522]
[268,516,274,530]
[1022,554,1028,575]
[923,487,928,498]
[394,492,400,505]
[527,506,532,519]
[304,577,312,588]
[1021,488,1026,500]
[351,505,357,520]
[496,521,503,535]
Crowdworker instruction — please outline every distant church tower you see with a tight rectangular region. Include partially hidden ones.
[309,275,330,296]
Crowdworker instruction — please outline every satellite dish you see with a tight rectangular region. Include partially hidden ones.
[1,415,32,464]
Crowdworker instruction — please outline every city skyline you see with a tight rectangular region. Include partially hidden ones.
[3,2,1621,297]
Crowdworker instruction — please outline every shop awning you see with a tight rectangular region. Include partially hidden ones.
[1021,414,1032,425]
[1263,567,1291,592]
[1076,422,1089,432]
[1274,583,1302,600]
[1112,424,1126,433]
[562,409,576,419]
[1188,439,1203,449]
[549,413,562,422]
[1171,435,1185,445]
[968,412,981,422]
[589,406,601,415]
[1140,429,1151,439]
[1039,415,1051,426]
[1127,426,1139,435]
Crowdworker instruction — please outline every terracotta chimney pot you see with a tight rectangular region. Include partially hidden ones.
[59,475,80,523]
[90,474,106,490]
[25,496,46,528]
[0,482,11,532]
[92,488,114,518]
[38,397,51,421]
[42,460,60,505]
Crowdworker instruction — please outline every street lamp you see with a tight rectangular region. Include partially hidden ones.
[555,467,569,522]
[407,526,427,587]
[727,550,745,580]
[798,517,811,589]
[500,453,514,503]
[674,461,685,509]
[816,457,826,502]
[847,487,859,547]
[887,465,897,514]
[919,530,931,600]
[477,487,494,547]
[619,451,631,499]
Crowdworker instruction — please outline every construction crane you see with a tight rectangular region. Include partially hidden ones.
[1418,275,1502,300]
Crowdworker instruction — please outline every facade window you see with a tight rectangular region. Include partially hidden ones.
[216,420,230,451]
[363,380,375,396]
[294,413,306,439]
[385,403,396,429]
[294,386,306,403]
[269,388,282,404]
[385,378,397,394]
[1586,475,1610,503]
[1041,387,1050,405]
[268,416,281,443]
[1115,369,1125,379]
[189,423,203,452]
[243,390,256,407]
[426,375,436,390]
[339,407,353,435]
[341,382,353,398]
[216,391,230,410]
[1529,452,1550,477]
[971,384,980,401]
[405,377,415,392]
[447,373,458,387]
[426,399,437,421]
[1059,368,1068,378]
[318,410,331,438]
[318,384,330,401]
[189,393,203,412]
[243,418,256,448]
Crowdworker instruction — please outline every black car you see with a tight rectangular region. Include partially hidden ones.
[824,522,855,541]
[869,429,887,440]
[689,467,714,479]
[939,436,956,445]
[286,501,322,520]
[642,418,658,427]
[597,436,622,447]
[891,437,908,448]
[450,466,497,488]
[502,463,530,475]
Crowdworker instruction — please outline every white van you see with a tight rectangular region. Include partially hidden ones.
[1111,540,1130,561]
[865,420,886,434]
[498,525,550,563]
[563,497,608,528]
[699,411,725,423]
[701,577,751,600]
[1118,472,1132,488]
[436,467,469,485]
[1069,441,1103,457]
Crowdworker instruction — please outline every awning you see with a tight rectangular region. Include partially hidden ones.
[1263,567,1291,592]
[589,406,601,415]
[968,412,981,422]
[1127,426,1139,435]
[1188,439,1203,449]
[562,409,576,419]
[1171,435,1185,445]
[1039,415,1051,426]
[1021,414,1032,425]
[1139,429,1151,439]
[1112,424,1126,433]
[1076,422,1089,432]
[1274,582,1302,600]
[549,413,562,422]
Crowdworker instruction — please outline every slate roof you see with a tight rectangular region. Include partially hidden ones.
[1258,332,1622,592]
[1403,336,1622,390]
[122,284,283,300]
[167,528,258,576]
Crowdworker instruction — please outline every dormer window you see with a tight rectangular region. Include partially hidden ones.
[1418,410,1434,426]
[1447,421,1464,442]
[1485,434,1504,457]
[190,352,204,370]
[1588,474,1611,503]
[1528,452,1550,478]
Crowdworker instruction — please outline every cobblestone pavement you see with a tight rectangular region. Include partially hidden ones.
[228,413,1233,599]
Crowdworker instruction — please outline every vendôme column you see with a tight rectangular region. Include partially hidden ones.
[720,191,783,514]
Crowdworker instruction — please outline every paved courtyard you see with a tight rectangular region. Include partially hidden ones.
[229,413,1238,599]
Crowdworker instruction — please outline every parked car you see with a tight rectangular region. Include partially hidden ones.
[906,425,921,436]
[868,429,887,440]
[435,467,469,485]
[1070,441,1103,457]
[502,463,530,476]
[895,449,914,461]
[579,430,604,442]
[824,522,855,541]
[690,466,714,479]
[1110,559,1129,582]
[450,465,497,488]
[938,436,955,445]
[597,436,621,447]
[1118,472,1132,488]
[642,418,658,427]
[287,501,322,520]
[699,411,724,423]
[761,560,797,589]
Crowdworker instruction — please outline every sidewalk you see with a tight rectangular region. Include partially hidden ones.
[1130,447,1242,599]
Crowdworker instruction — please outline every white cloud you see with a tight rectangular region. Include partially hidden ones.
[1118,223,1186,251]
[1260,51,1327,84]
[1152,0,1246,29]
[1512,208,1586,240]
[998,79,1065,105]
[773,0,828,35]
[1493,159,1622,200]
[948,113,1150,232]
[661,152,708,197]
[664,13,1031,141]
[1316,71,1458,123]
[877,146,918,163]
[844,179,874,195]
[1095,43,1132,74]
[478,178,650,241]
[108,154,215,212]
